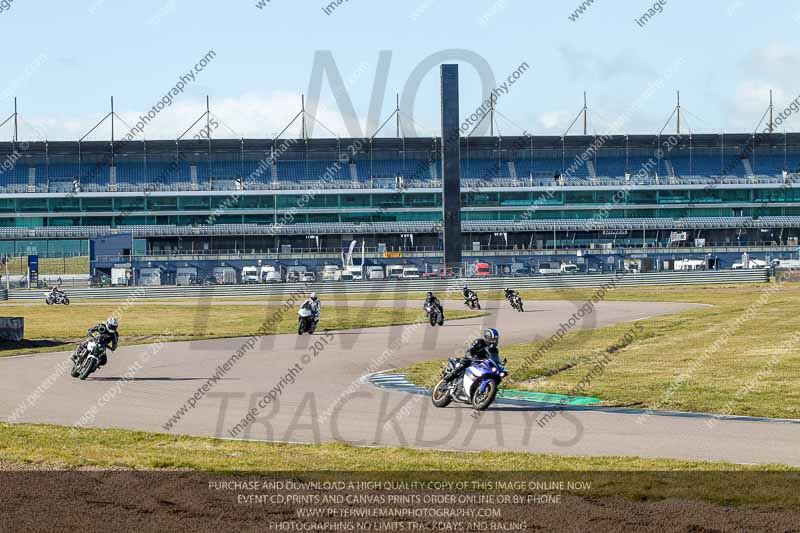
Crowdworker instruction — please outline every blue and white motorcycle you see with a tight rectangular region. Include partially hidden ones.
[431,356,508,411]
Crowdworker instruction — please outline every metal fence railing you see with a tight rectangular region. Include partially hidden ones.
[6,269,770,301]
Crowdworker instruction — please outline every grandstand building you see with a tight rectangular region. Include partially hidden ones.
[1,132,800,273]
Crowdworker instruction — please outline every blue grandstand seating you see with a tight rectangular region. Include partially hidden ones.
[354,159,429,180]
[750,155,785,176]
[115,164,146,184]
[516,156,592,179]
[462,158,503,179]
[0,163,29,189]
[47,164,79,179]
[210,160,242,179]
[592,157,624,178]
[670,155,721,176]
[749,153,800,175]
[7,147,800,194]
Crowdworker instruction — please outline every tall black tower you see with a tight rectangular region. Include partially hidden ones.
[440,64,463,271]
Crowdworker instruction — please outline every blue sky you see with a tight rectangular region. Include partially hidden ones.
[0,0,799,141]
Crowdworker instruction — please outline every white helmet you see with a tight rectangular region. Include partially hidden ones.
[106,317,118,331]
[310,292,318,301]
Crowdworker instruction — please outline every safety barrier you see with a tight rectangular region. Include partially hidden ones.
[6,269,769,301]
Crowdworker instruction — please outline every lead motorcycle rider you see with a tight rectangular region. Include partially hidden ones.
[445,328,501,386]
[503,287,519,301]
[424,291,444,319]
[300,292,322,327]
[83,318,119,368]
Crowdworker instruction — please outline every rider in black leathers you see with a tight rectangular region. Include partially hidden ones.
[87,318,119,367]
[503,287,519,301]
[446,328,500,384]
[424,291,444,319]
[463,286,478,307]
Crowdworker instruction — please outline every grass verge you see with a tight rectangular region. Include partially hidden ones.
[400,282,800,420]
[0,303,483,357]
[0,422,798,508]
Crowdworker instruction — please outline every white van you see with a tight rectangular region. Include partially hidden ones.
[345,265,363,280]
[366,265,385,280]
[387,265,404,279]
[260,265,281,283]
[322,265,341,281]
[537,262,561,276]
[242,266,260,284]
[560,264,579,274]
[401,265,421,279]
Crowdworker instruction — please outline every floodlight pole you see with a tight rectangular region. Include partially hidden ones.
[13,97,18,143]
[676,91,681,135]
[769,89,774,133]
[583,92,587,135]
[301,94,307,141]
[490,97,494,137]
[110,96,115,165]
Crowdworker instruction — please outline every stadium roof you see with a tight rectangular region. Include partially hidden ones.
[4,133,800,157]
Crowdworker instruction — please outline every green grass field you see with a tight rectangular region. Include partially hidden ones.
[0,302,483,357]
[400,282,800,420]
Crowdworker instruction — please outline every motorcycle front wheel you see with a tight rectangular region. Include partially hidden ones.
[70,360,81,378]
[472,380,498,411]
[63,298,70,305]
[431,379,453,408]
[78,358,97,380]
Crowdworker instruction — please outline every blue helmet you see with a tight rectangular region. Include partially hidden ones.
[484,328,499,345]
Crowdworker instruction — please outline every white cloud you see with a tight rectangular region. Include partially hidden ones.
[726,42,800,131]
[558,44,657,82]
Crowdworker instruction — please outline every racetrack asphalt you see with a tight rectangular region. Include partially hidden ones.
[2,298,799,466]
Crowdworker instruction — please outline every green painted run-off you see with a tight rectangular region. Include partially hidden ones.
[498,389,601,406]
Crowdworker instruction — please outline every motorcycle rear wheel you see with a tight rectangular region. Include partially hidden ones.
[431,379,453,408]
[472,380,498,411]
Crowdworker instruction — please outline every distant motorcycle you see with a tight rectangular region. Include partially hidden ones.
[509,294,524,312]
[70,332,103,380]
[464,293,481,310]
[45,291,70,305]
[432,356,508,411]
[297,307,317,335]
[424,302,444,326]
